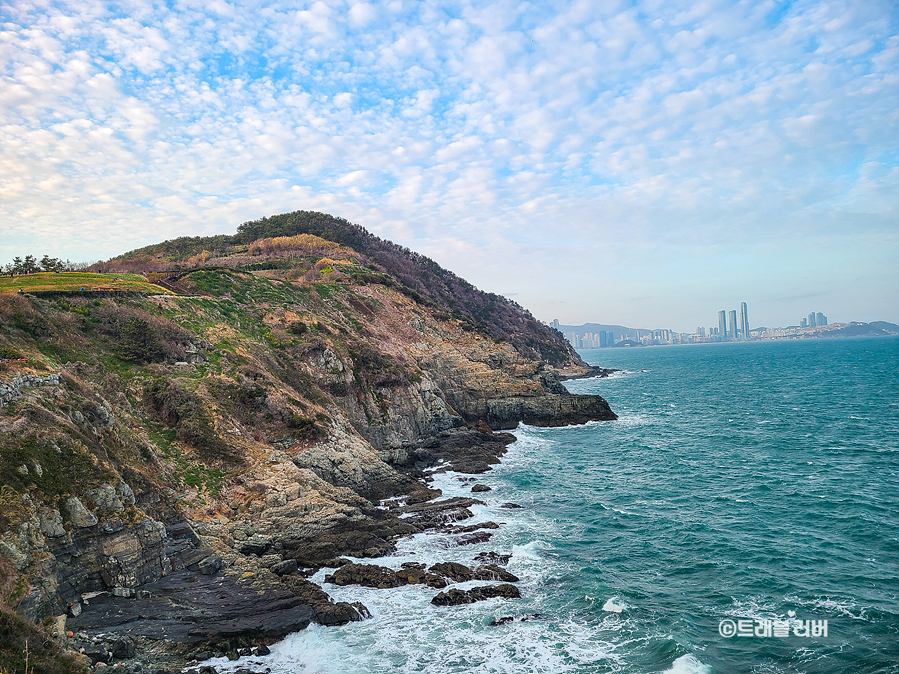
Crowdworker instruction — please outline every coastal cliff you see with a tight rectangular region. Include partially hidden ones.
[0,212,615,671]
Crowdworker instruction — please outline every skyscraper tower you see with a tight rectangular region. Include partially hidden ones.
[718,310,727,340]
[816,312,826,326]
[808,312,817,328]
[740,302,749,341]
[728,310,738,340]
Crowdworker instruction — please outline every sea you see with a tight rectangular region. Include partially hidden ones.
[204,336,899,674]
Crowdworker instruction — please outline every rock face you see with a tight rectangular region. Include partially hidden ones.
[67,569,319,650]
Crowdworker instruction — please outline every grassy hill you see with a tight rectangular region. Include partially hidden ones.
[102,211,581,368]
[0,272,170,296]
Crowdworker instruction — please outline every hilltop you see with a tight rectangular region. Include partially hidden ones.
[0,212,615,672]
[102,211,578,368]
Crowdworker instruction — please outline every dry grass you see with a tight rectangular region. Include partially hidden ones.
[0,272,170,295]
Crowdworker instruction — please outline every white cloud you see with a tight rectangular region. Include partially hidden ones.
[0,0,895,328]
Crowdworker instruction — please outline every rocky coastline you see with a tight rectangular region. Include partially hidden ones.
[0,232,618,673]
[13,409,613,673]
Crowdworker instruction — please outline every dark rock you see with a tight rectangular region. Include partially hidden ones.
[500,503,522,509]
[558,366,618,381]
[456,531,493,546]
[324,563,403,589]
[431,584,521,606]
[271,559,298,576]
[315,601,367,626]
[452,460,491,473]
[237,536,271,556]
[197,556,222,576]
[80,643,110,665]
[473,551,511,566]
[399,497,484,528]
[254,645,271,656]
[488,612,542,626]
[428,562,472,582]
[67,568,316,648]
[400,561,425,570]
[471,484,491,492]
[441,521,499,534]
[279,575,370,626]
[108,635,136,659]
[198,667,217,674]
[473,565,519,582]
[475,420,493,435]
[226,649,239,661]
[351,602,372,619]
[412,428,515,475]
[483,394,617,430]
[393,566,447,588]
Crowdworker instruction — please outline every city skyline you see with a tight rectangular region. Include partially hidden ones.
[552,301,889,346]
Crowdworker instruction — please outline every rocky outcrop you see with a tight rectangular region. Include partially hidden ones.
[66,569,318,651]
[0,372,61,407]
[431,584,521,606]
[324,560,518,589]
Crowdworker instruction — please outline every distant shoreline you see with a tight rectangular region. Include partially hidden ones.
[575,331,899,352]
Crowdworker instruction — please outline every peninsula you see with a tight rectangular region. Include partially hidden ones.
[0,211,616,672]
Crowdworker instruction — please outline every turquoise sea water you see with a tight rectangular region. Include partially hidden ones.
[207,336,899,673]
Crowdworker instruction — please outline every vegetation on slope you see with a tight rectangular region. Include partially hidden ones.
[0,273,169,296]
[103,211,582,368]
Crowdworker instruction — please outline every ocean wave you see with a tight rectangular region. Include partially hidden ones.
[603,596,628,613]
[658,655,712,674]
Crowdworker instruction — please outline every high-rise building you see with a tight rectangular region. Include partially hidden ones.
[718,310,727,340]
[808,312,817,328]
[740,302,749,341]
[801,318,807,328]
[816,312,826,326]
[552,319,560,330]
[728,310,738,340]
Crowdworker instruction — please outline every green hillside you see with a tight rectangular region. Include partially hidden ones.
[0,272,170,295]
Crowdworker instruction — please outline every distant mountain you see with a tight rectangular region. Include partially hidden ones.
[825,321,899,338]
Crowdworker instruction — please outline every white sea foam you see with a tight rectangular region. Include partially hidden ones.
[603,597,628,613]
[659,654,712,674]
[199,430,685,674]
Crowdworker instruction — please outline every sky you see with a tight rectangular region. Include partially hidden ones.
[1,0,897,332]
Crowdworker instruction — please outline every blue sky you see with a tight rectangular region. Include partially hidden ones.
[1,0,897,331]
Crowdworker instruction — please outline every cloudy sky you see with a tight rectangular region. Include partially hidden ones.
[2,0,897,331]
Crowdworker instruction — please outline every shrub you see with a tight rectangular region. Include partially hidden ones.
[143,379,238,464]
[286,413,320,439]
[95,304,187,363]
